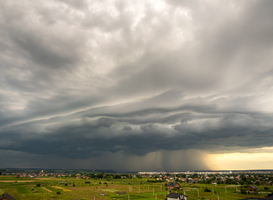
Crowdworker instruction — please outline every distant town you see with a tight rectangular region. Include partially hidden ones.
[138,170,273,175]
[2,168,273,185]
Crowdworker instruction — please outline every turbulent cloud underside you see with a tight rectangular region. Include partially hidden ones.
[0,0,273,171]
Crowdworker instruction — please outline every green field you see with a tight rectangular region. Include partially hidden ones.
[0,176,272,200]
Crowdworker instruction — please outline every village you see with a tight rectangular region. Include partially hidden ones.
[3,170,273,186]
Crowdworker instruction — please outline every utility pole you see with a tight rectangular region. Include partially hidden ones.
[217,194,219,200]
[213,187,214,195]
[197,189,199,197]
[225,186,227,193]
[153,188,154,196]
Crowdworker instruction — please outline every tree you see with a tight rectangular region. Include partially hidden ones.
[241,189,247,194]
[97,174,103,179]
[239,180,245,187]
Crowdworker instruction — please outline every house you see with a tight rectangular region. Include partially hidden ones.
[165,193,187,200]
[193,178,199,182]
[167,182,180,190]
[238,194,273,200]
[179,178,186,182]
[0,193,16,200]
[187,178,193,183]
[39,170,45,176]
[76,174,81,179]
[245,185,260,192]
[265,193,273,200]
[265,182,271,185]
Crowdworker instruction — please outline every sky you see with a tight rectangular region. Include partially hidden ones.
[0,0,273,172]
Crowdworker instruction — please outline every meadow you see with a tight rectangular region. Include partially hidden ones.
[0,176,272,200]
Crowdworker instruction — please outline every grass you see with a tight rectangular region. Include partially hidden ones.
[51,186,72,192]
[0,176,272,200]
[45,186,59,192]
[14,185,29,194]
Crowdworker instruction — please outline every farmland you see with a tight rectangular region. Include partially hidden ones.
[0,175,272,200]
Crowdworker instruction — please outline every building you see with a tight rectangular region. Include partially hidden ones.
[265,193,273,200]
[165,193,187,200]
[245,185,260,192]
[167,182,180,190]
[39,170,45,176]
[239,193,273,200]
[0,193,16,200]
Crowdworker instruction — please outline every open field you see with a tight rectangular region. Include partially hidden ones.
[0,180,36,182]
[0,176,272,200]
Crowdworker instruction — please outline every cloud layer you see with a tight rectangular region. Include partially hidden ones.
[1,0,273,171]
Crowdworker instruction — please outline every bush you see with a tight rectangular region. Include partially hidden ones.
[204,188,211,192]
[73,184,75,187]
[36,184,41,187]
[56,191,61,194]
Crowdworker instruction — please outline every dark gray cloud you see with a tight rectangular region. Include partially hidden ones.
[0,0,273,171]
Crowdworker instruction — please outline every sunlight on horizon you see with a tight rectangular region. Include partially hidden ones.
[208,147,273,170]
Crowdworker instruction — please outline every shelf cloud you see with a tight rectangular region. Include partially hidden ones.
[1,0,273,171]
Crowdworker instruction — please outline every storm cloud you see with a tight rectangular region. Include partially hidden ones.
[1,0,273,171]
